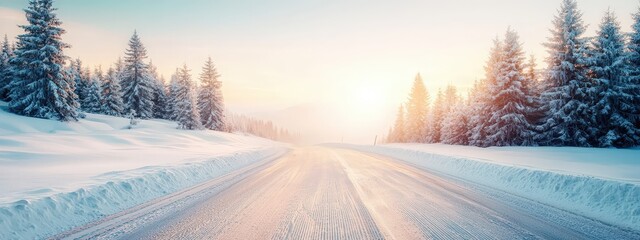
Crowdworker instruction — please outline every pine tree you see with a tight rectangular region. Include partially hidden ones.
[8,0,78,121]
[167,71,180,121]
[540,0,594,147]
[121,31,154,119]
[69,59,89,108]
[485,28,535,146]
[173,65,202,130]
[0,35,13,101]
[83,76,103,114]
[430,85,460,143]
[197,57,226,131]
[405,74,429,142]
[101,67,124,116]
[441,103,470,145]
[589,10,638,147]
[148,61,168,119]
[469,38,502,147]
[626,7,640,143]
[390,105,406,142]
[525,55,546,130]
[428,89,445,143]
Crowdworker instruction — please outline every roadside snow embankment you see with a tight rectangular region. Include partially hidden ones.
[0,105,288,239]
[340,144,640,232]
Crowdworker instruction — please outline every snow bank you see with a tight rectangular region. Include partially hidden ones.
[0,104,288,239]
[338,144,640,232]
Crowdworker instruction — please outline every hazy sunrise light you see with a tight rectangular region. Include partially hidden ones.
[1,0,640,239]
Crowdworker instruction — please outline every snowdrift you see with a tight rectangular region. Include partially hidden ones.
[0,104,288,239]
[339,144,640,232]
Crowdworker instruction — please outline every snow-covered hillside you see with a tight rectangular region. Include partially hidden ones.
[0,102,288,239]
[338,143,640,232]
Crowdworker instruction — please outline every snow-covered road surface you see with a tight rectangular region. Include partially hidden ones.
[55,147,640,239]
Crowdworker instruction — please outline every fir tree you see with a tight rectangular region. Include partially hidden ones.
[441,103,470,145]
[148,61,169,119]
[121,31,154,119]
[8,0,78,121]
[167,71,180,121]
[197,57,226,131]
[405,74,429,142]
[430,85,460,143]
[69,59,89,107]
[469,38,502,147]
[101,67,124,116]
[390,105,406,143]
[540,0,594,147]
[428,89,445,143]
[173,65,202,130]
[485,28,535,146]
[589,10,638,147]
[525,55,546,130]
[0,35,13,101]
[626,7,640,141]
[83,76,103,114]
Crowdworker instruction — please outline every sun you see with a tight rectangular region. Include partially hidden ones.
[352,86,384,110]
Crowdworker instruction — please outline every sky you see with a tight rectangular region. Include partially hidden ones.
[0,0,638,143]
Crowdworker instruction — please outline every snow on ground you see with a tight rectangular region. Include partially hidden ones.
[336,143,640,232]
[0,102,288,239]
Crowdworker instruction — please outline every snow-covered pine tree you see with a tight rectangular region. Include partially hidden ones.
[114,57,125,81]
[441,102,470,145]
[484,28,535,146]
[588,10,638,147]
[389,105,406,143]
[173,65,202,130]
[121,31,154,119]
[626,7,640,143]
[197,57,226,131]
[539,0,594,147]
[69,59,89,107]
[83,73,104,114]
[524,55,546,131]
[167,70,180,121]
[405,74,429,142]
[428,89,445,143]
[469,38,502,147]
[0,35,13,101]
[101,67,124,116]
[148,61,168,119]
[430,85,460,143]
[8,0,78,121]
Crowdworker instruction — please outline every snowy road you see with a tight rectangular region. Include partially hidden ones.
[56,147,640,239]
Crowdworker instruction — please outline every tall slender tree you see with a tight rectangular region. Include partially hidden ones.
[69,59,89,108]
[469,38,502,147]
[197,57,226,131]
[8,0,78,121]
[626,7,640,138]
[83,77,103,114]
[405,74,429,142]
[148,61,168,119]
[390,105,406,143]
[0,35,13,101]
[101,67,124,116]
[539,0,593,147]
[441,102,470,145]
[428,89,445,143]
[589,10,638,147]
[485,28,535,146]
[121,31,154,119]
[174,65,202,130]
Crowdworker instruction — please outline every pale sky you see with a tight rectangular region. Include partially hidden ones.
[0,0,637,143]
